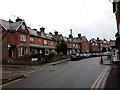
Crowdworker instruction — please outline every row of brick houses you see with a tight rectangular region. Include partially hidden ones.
[0,18,110,62]
[89,38,110,53]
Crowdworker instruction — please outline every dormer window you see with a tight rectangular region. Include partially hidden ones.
[21,24,25,29]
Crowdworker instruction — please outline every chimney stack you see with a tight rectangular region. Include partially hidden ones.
[78,33,81,38]
[54,31,58,35]
[69,34,73,38]
[16,17,23,22]
[40,27,45,33]
[49,32,52,35]
[97,37,99,41]
[9,19,13,23]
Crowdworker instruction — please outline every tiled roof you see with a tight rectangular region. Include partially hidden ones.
[0,19,23,31]
[28,28,38,36]
[72,38,80,44]
[89,38,97,43]
[52,35,62,41]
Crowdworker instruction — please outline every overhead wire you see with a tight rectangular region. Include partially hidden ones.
[76,0,98,25]
[72,0,88,28]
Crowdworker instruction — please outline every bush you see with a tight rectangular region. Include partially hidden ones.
[45,52,56,63]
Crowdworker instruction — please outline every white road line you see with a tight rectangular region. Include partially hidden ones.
[91,66,111,89]
[95,66,110,88]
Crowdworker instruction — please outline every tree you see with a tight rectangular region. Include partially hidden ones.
[55,42,61,54]
[55,40,68,55]
[60,40,67,55]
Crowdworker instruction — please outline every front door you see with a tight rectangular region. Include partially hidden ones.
[9,48,13,57]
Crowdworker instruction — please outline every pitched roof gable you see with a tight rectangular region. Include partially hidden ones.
[0,19,28,32]
[81,36,88,41]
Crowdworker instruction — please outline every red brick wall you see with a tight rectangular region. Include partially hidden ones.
[81,40,89,53]
[89,43,98,53]
[34,37,43,45]
[2,32,8,61]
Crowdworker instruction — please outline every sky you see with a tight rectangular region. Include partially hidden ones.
[0,0,117,40]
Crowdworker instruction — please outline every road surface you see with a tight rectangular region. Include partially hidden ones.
[3,57,108,88]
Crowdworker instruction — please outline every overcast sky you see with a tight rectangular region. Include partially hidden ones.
[0,0,117,40]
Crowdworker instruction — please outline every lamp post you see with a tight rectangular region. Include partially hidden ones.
[70,29,73,55]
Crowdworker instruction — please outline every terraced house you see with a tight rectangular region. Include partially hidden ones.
[1,18,30,63]
[0,17,90,63]
[0,18,58,63]
[89,38,110,53]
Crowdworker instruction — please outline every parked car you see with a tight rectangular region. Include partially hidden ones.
[71,53,82,61]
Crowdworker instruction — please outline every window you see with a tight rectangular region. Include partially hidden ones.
[21,24,25,29]
[60,37,62,39]
[45,49,49,55]
[30,37,34,42]
[51,41,53,45]
[19,47,26,56]
[113,50,115,55]
[92,43,95,46]
[73,44,75,47]
[76,44,78,47]
[20,34,26,42]
[44,40,47,44]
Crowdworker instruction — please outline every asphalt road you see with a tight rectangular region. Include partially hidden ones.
[3,57,108,88]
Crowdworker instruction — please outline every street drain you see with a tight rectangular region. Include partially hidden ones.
[49,70,55,72]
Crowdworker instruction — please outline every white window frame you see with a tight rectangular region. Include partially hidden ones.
[19,47,26,56]
[30,37,34,42]
[21,24,25,29]
[73,44,75,47]
[20,34,26,42]
[44,40,47,44]
[51,41,53,45]
[45,49,49,55]
[76,44,78,47]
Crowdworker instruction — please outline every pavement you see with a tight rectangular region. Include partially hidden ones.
[2,57,120,89]
[104,61,120,89]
